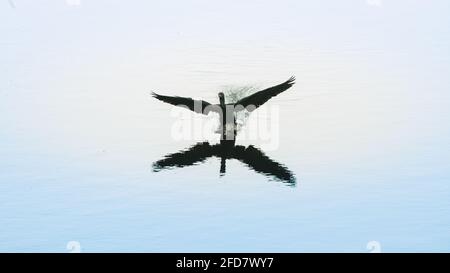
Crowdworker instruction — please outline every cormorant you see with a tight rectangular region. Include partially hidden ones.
[152,76,295,143]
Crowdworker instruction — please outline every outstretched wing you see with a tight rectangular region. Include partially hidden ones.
[152,92,218,115]
[234,76,295,111]
[232,145,296,185]
[152,142,214,172]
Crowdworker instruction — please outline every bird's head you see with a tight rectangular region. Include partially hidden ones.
[218,92,225,104]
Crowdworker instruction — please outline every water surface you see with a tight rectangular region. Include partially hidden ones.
[1,1,449,252]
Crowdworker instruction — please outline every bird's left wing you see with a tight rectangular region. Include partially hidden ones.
[152,92,219,115]
[234,76,295,111]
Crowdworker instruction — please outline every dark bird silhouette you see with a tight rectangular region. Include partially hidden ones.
[152,142,296,186]
[152,76,295,143]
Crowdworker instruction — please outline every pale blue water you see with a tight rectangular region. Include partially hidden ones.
[1,0,449,252]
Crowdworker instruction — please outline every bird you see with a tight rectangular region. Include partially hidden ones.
[152,76,295,143]
[152,142,296,185]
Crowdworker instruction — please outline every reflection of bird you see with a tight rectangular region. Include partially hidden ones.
[152,76,295,143]
[152,142,296,186]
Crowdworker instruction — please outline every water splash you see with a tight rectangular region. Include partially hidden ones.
[222,85,256,104]
[222,85,259,132]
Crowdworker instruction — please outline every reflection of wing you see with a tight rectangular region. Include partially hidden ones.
[152,142,214,171]
[152,142,297,186]
[234,76,295,111]
[232,145,296,185]
[152,92,219,115]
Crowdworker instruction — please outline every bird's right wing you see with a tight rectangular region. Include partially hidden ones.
[152,92,219,115]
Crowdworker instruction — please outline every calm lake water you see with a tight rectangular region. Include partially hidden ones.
[1,1,449,252]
